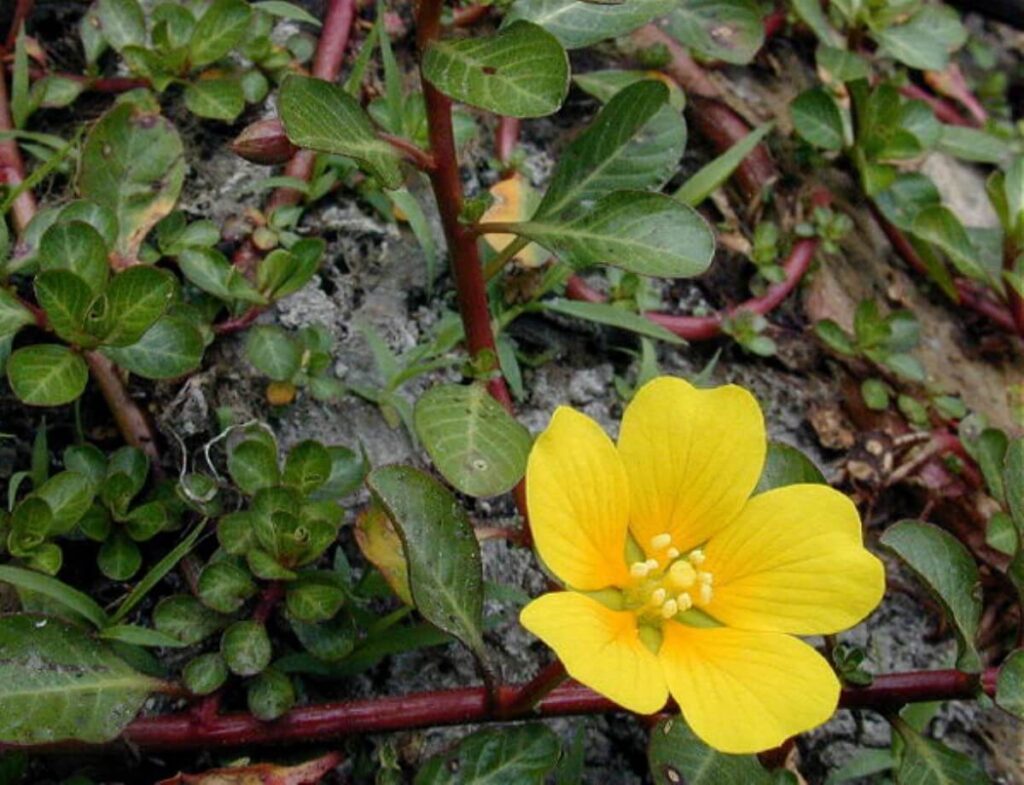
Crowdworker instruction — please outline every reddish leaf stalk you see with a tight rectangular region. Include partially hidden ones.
[6,668,995,753]
[1005,236,1024,336]
[26,69,149,94]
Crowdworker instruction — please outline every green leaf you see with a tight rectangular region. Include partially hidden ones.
[98,624,186,649]
[791,87,845,151]
[101,314,204,379]
[228,438,281,495]
[34,270,94,345]
[665,0,765,65]
[0,288,35,338]
[0,565,109,628]
[508,191,714,278]
[98,531,143,580]
[98,266,177,346]
[504,0,675,49]
[367,466,487,662]
[414,383,533,498]
[177,247,265,303]
[154,594,227,645]
[222,620,272,676]
[78,102,186,264]
[283,440,332,495]
[95,0,147,51]
[6,344,89,406]
[880,520,982,672]
[245,325,302,381]
[874,6,967,72]
[285,576,346,623]
[252,1,322,26]
[674,123,771,207]
[996,649,1024,719]
[33,470,95,534]
[199,560,258,613]
[0,614,163,744]
[247,668,295,720]
[39,221,110,294]
[935,126,1009,165]
[911,205,985,281]
[891,717,989,784]
[824,749,894,785]
[189,0,252,67]
[817,45,870,82]
[422,22,569,118]
[416,724,561,785]
[279,74,404,189]
[184,78,246,121]
[183,652,229,695]
[535,80,683,219]
[648,716,774,785]
[754,442,826,494]
[542,298,683,344]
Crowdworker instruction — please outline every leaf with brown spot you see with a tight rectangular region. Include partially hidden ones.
[78,100,186,265]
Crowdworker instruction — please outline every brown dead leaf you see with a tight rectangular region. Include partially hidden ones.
[156,751,342,785]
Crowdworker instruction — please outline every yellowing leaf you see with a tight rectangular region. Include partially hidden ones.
[480,174,547,267]
[354,501,412,605]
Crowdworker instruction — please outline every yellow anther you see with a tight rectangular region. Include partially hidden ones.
[650,588,667,606]
[676,592,693,611]
[629,561,651,578]
[697,571,713,585]
[650,533,673,551]
[660,599,679,619]
[666,547,680,559]
[698,583,713,605]
[688,549,706,566]
[668,560,696,589]
[644,558,660,571]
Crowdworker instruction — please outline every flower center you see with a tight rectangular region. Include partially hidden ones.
[625,532,714,622]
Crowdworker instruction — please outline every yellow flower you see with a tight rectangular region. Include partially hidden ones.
[520,376,885,753]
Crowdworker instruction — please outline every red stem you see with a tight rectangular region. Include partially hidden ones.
[6,668,995,753]
[4,0,34,51]
[871,206,1019,335]
[417,0,513,410]
[0,62,38,232]
[495,116,520,169]
[1005,235,1024,336]
[266,0,357,213]
[899,83,974,128]
[567,236,818,341]
[26,69,149,94]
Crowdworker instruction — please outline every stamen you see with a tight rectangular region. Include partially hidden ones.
[666,547,680,559]
[644,558,659,571]
[660,599,679,619]
[650,588,667,607]
[688,549,706,566]
[650,533,672,551]
[668,560,696,589]
[697,571,713,585]
[698,583,713,605]
[676,592,693,611]
[629,561,651,578]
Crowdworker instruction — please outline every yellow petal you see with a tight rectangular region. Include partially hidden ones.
[706,484,885,634]
[521,592,668,714]
[617,377,765,554]
[660,623,840,753]
[480,174,547,267]
[527,406,631,589]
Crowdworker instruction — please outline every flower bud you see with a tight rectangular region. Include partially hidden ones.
[232,118,297,165]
